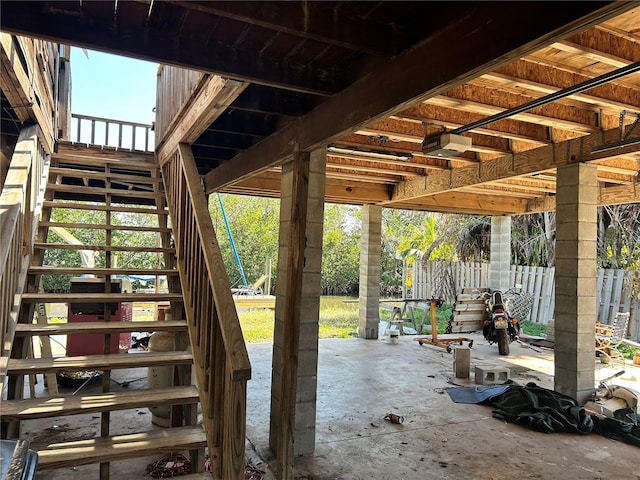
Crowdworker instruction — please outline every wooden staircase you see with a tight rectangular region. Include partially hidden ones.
[2,144,210,478]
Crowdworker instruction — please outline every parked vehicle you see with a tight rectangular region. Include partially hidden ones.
[483,290,520,355]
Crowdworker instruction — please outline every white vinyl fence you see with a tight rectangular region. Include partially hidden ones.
[413,260,639,341]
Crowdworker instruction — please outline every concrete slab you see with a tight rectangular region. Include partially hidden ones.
[18,332,640,479]
[247,334,639,480]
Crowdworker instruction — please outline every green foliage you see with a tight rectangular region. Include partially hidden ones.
[618,343,637,360]
[209,194,279,290]
[520,321,547,337]
[321,204,361,294]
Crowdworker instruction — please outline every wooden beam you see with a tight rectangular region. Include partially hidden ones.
[157,76,248,164]
[203,2,631,193]
[552,40,632,68]
[388,127,639,204]
[392,104,551,146]
[480,66,639,114]
[277,152,309,480]
[427,93,598,133]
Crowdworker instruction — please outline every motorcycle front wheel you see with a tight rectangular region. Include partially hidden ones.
[497,329,510,355]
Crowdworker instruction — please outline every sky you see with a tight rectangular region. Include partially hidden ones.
[70,47,158,125]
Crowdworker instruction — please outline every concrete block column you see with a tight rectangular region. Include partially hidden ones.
[489,216,511,292]
[358,205,382,339]
[554,162,597,403]
[269,148,326,456]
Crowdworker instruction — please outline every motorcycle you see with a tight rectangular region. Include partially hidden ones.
[482,290,520,355]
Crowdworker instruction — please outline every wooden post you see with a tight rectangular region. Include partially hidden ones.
[276,150,309,480]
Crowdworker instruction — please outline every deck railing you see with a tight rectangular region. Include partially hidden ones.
[0,126,49,391]
[162,144,251,480]
[70,113,155,152]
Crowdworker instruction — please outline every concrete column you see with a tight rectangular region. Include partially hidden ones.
[358,204,381,339]
[269,148,326,456]
[554,162,597,403]
[488,216,511,291]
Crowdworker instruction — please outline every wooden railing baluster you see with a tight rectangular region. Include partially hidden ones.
[161,144,250,480]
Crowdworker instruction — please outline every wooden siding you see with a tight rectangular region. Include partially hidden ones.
[0,34,67,153]
[155,65,204,147]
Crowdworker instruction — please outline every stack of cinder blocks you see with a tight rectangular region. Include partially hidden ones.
[452,346,511,385]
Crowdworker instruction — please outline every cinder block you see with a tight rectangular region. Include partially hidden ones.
[453,346,471,378]
[475,365,510,385]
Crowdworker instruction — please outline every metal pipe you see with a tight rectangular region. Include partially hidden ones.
[451,61,640,135]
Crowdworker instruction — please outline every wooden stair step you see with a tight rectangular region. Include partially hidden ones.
[49,166,162,183]
[34,425,207,471]
[39,221,172,233]
[43,201,168,215]
[34,243,175,254]
[1,385,199,420]
[28,267,178,276]
[21,293,183,303]
[7,351,193,375]
[175,474,213,479]
[15,320,188,336]
[47,184,161,199]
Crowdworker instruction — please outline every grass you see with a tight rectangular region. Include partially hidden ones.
[520,320,547,337]
[238,297,456,342]
[239,296,360,343]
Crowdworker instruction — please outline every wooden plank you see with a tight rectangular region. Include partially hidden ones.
[49,166,161,183]
[43,201,168,215]
[451,313,486,322]
[34,299,58,396]
[453,303,485,312]
[1,385,199,420]
[7,351,193,375]
[455,293,486,301]
[35,425,206,470]
[38,221,171,233]
[601,269,615,323]
[28,267,178,276]
[595,268,605,321]
[277,152,310,480]
[15,320,187,336]
[46,184,162,200]
[530,266,544,324]
[33,243,175,254]
[21,293,182,303]
[54,142,156,168]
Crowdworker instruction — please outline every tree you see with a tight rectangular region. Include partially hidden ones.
[209,194,280,289]
[321,204,361,294]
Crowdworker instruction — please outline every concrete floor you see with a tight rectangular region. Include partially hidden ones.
[20,332,640,479]
[245,334,640,480]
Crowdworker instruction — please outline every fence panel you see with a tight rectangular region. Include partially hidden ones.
[414,259,639,341]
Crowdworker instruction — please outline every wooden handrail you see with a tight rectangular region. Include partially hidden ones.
[70,113,155,152]
[161,143,250,480]
[0,125,49,390]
